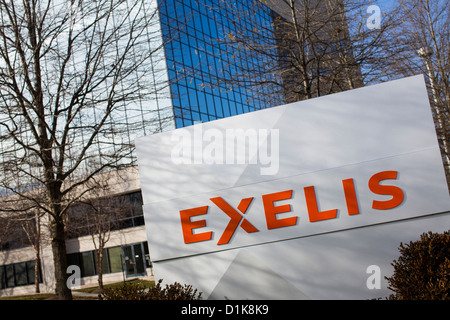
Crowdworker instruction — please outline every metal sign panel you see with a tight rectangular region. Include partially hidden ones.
[136,75,449,299]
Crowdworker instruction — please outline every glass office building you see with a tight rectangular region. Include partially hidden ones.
[0,0,281,188]
[158,0,282,128]
[0,0,286,295]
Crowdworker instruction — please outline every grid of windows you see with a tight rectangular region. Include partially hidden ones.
[66,242,151,278]
[0,0,284,197]
[0,2,289,289]
[67,247,119,278]
[159,0,282,128]
[0,260,42,289]
[66,191,145,239]
[0,0,175,195]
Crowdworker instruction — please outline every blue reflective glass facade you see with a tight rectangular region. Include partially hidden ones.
[158,0,281,128]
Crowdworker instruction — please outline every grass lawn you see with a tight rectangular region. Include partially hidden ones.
[0,293,55,300]
[76,278,155,294]
[0,279,155,300]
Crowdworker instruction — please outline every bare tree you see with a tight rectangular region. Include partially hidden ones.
[65,177,131,293]
[212,0,449,185]
[0,192,45,293]
[0,0,173,299]
[387,0,449,185]
[0,214,15,251]
[205,0,401,105]
[20,209,44,293]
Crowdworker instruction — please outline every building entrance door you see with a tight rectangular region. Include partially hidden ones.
[122,243,146,278]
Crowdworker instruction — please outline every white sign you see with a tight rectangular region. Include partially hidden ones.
[136,75,449,299]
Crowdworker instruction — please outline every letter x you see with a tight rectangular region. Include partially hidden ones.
[210,197,259,245]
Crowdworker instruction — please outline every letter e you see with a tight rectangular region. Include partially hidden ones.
[262,190,297,229]
[180,206,213,244]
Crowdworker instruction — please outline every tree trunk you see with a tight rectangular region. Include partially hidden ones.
[50,215,72,300]
[34,211,41,293]
[34,249,41,293]
[96,249,104,293]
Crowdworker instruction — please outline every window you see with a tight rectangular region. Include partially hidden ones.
[0,260,42,290]
[15,262,28,286]
[159,0,280,129]
[0,267,4,290]
[66,191,145,239]
[108,247,123,273]
[65,242,150,279]
[26,261,36,285]
[94,249,111,275]
[80,252,96,277]
[5,265,14,288]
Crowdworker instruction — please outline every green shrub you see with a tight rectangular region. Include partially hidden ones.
[100,279,202,300]
[386,230,450,300]
[100,282,150,300]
